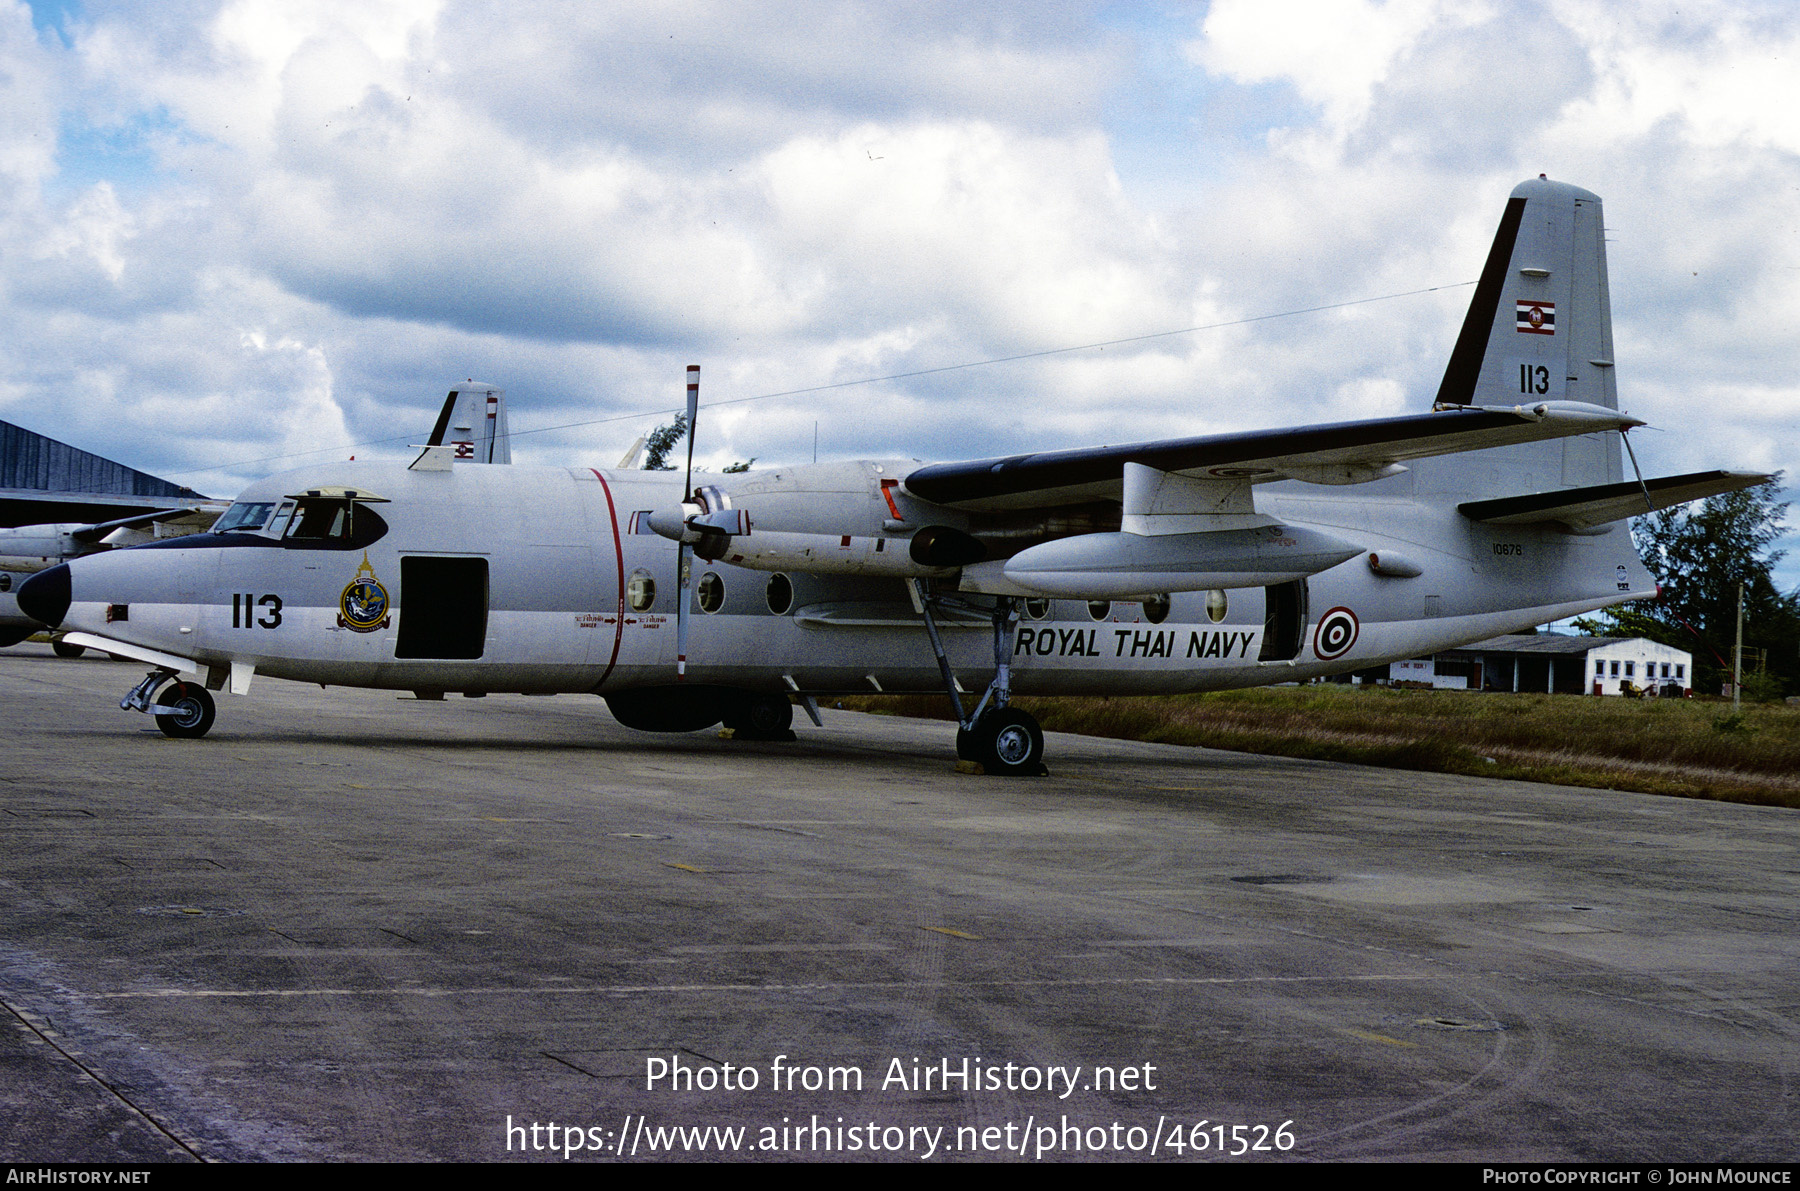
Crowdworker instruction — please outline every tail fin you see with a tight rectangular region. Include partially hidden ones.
[426,382,512,464]
[1422,177,1623,494]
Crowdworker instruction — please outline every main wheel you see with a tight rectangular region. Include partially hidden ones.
[52,638,87,659]
[723,691,795,740]
[964,707,1044,776]
[154,681,216,739]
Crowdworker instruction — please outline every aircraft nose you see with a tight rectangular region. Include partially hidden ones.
[17,564,72,627]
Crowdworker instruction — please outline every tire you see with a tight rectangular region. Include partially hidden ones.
[746,693,795,735]
[722,691,795,740]
[52,639,87,659]
[966,707,1044,776]
[955,724,980,761]
[154,681,216,739]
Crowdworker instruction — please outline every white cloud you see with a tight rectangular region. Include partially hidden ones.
[0,0,1789,603]
[33,180,135,280]
[1188,0,1490,136]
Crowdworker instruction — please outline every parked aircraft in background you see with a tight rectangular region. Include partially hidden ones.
[0,422,219,651]
[15,179,1765,772]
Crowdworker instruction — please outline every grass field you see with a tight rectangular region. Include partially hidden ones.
[842,686,1800,808]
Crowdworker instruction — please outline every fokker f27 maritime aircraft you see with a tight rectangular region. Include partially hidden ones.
[16,178,1767,773]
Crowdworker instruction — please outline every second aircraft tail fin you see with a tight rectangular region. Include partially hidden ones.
[427,382,512,464]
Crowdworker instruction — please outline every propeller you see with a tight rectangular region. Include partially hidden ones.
[676,364,699,680]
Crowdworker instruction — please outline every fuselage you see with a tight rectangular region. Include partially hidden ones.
[28,457,1651,701]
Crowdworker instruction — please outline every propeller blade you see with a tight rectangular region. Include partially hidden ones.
[683,364,699,501]
[676,540,691,680]
[677,364,699,679]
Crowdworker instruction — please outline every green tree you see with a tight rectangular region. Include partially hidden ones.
[1580,476,1798,696]
[641,416,753,474]
[642,415,687,471]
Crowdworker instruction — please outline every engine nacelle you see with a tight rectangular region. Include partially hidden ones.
[710,530,957,578]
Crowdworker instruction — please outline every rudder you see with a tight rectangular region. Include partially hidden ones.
[1424,177,1622,495]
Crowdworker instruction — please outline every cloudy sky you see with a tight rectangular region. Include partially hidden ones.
[4,1,1797,582]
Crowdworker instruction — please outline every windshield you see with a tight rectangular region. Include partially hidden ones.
[214,502,277,533]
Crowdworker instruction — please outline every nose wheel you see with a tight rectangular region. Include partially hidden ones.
[121,671,218,739]
[154,681,216,739]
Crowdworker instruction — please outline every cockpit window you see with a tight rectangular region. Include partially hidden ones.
[266,501,296,537]
[287,499,352,541]
[279,497,389,550]
[214,502,278,533]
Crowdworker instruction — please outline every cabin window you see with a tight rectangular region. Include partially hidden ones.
[627,569,657,612]
[1142,594,1171,624]
[395,556,488,660]
[1087,600,1111,621]
[697,571,725,614]
[765,573,792,616]
[1024,598,1050,621]
[1205,589,1228,624]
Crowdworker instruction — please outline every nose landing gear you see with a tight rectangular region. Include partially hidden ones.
[122,671,217,739]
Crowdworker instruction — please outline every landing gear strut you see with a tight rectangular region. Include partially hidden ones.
[121,670,217,739]
[911,581,1046,776]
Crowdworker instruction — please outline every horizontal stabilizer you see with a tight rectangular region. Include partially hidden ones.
[1458,470,1770,531]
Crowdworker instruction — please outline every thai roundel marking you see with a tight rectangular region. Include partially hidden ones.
[1313,605,1359,661]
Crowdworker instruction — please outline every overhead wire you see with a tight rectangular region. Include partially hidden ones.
[155,279,1475,482]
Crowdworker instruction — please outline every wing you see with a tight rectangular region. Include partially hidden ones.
[901,402,1641,512]
[66,505,227,545]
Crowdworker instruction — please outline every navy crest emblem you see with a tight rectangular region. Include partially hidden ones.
[339,554,391,632]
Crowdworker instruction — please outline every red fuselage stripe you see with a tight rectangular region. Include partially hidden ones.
[589,468,627,691]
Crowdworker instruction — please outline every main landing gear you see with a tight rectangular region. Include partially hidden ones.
[722,690,797,741]
[911,582,1046,777]
[122,670,217,739]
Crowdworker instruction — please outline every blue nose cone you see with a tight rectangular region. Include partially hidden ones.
[18,564,71,627]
